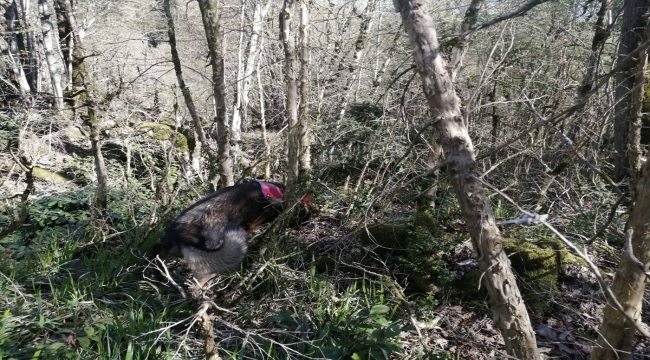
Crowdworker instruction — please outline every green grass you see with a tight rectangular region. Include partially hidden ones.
[0,182,424,360]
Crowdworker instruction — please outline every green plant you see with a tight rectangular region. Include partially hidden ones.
[264,304,403,359]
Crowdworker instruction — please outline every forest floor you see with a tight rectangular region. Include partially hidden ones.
[1,172,650,359]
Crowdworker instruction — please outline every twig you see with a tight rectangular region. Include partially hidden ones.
[479,38,650,161]
[154,256,187,299]
[624,229,650,276]
[522,93,623,197]
[476,176,650,338]
[587,195,626,244]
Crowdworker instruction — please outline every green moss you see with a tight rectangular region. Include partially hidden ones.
[502,237,583,315]
[32,167,67,184]
[138,123,189,153]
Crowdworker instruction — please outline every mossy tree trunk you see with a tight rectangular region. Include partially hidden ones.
[393,0,540,358]
[592,159,650,359]
[197,0,234,188]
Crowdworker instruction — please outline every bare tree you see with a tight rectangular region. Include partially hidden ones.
[38,0,63,110]
[393,0,540,358]
[297,0,310,181]
[163,0,206,178]
[280,0,299,191]
[241,0,271,131]
[593,159,650,359]
[197,0,234,187]
[612,0,649,182]
[49,0,109,216]
[336,0,378,121]
[2,1,32,96]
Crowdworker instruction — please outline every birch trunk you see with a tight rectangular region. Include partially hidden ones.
[38,0,63,110]
[297,0,310,180]
[394,1,540,358]
[231,0,245,159]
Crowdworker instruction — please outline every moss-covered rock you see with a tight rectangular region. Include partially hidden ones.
[33,166,68,184]
[138,123,189,153]
[502,237,582,315]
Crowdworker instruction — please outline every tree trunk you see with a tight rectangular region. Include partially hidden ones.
[336,0,377,121]
[393,1,540,358]
[447,0,484,83]
[280,0,300,192]
[613,0,649,182]
[231,0,245,159]
[197,0,234,187]
[38,0,64,110]
[18,0,38,92]
[52,0,107,217]
[241,0,271,131]
[163,0,206,180]
[4,1,32,95]
[592,160,650,359]
[258,61,271,180]
[53,0,73,87]
[297,0,310,181]
[570,0,612,141]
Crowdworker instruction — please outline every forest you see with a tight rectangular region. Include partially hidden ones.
[1,0,650,359]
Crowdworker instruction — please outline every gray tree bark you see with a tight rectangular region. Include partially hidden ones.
[613,0,649,182]
[38,0,64,110]
[393,0,540,358]
[163,0,206,179]
[3,1,32,95]
[197,0,234,187]
[297,0,310,181]
[281,0,300,192]
[592,159,650,359]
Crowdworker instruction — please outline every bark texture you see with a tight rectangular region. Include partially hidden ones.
[53,0,107,216]
[38,0,64,110]
[197,0,234,187]
[592,161,650,359]
[3,1,32,95]
[281,0,300,192]
[297,0,311,181]
[613,0,649,182]
[394,0,540,358]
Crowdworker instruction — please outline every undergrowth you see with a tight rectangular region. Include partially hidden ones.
[0,180,463,360]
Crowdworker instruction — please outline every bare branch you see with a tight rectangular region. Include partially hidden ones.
[624,229,650,276]
[477,176,650,339]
